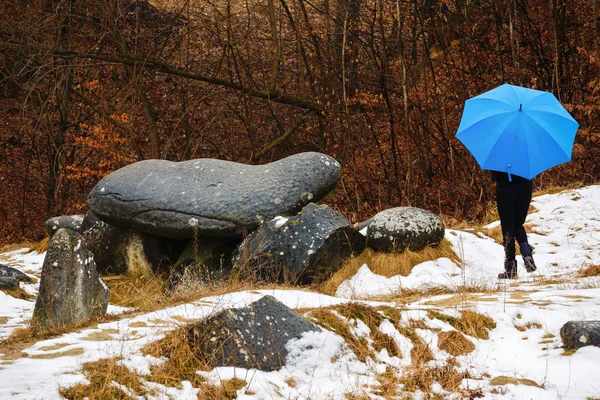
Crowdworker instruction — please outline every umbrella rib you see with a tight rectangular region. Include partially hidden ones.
[470,96,515,109]
[526,110,579,127]
[523,115,572,161]
[457,110,516,133]
[480,113,520,171]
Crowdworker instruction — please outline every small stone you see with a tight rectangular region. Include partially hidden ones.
[560,321,600,350]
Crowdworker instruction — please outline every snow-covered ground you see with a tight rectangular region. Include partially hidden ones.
[1,185,600,399]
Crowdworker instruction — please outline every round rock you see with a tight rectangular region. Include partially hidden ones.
[43,215,84,236]
[560,320,600,350]
[88,152,341,239]
[366,207,445,252]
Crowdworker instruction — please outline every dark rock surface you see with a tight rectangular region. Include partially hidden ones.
[0,264,33,283]
[32,228,110,330]
[0,277,19,290]
[81,211,187,275]
[81,211,129,275]
[186,295,319,371]
[43,215,84,236]
[166,238,237,292]
[366,207,445,252]
[88,152,341,239]
[232,203,365,284]
[560,321,600,350]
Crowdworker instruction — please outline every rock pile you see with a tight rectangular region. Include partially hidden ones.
[31,152,447,331]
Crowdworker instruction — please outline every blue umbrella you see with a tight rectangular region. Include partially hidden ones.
[456,83,579,181]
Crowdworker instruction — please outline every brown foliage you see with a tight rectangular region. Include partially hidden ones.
[1,0,599,245]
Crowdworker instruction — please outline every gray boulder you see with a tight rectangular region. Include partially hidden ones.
[88,152,341,239]
[186,295,319,371]
[0,264,33,283]
[81,211,129,275]
[0,277,19,290]
[43,215,84,236]
[232,203,365,284]
[32,228,110,330]
[560,321,600,350]
[366,207,445,252]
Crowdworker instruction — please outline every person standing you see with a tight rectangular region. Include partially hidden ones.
[492,171,537,279]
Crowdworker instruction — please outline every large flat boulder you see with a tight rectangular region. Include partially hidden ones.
[232,203,366,284]
[87,152,341,239]
[186,295,319,371]
[32,228,110,330]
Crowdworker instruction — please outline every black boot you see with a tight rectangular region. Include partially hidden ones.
[519,243,537,273]
[498,259,518,279]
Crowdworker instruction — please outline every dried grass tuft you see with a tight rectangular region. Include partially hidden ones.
[59,357,150,399]
[320,239,459,295]
[437,330,475,356]
[103,274,169,311]
[28,236,50,254]
[430,309,496,339]
[579,264,600,277]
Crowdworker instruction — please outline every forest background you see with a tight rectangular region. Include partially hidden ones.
[0,0,599,246]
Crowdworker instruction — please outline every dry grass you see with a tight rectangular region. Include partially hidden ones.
[429,309,496,340]
[319,239,459,295]
[304,303,407,363]
[143,326,246,399]
[0,237,50,255]
[103,274,170,310]
[105,270,292,313]
[398,362,471,394]
[437,330,475,356]
[1,286,35,301]
[28,236,50,254]
[490,375,541,387]
[579,264,600,277]
[373,319,483,398]
[30,347,85,359]
[61,326,247,399]
[59,357,151,399]
[308,308,374,362]
[514,322,542,332]
[0,314,124,361]
[0,240,38,254]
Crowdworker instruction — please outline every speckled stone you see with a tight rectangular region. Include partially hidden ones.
[87,152,341,239]
[32,228,110,330]
[366,207,445,252]
[0,276,19,290]
[81,211,129,275]
[232,203,366,284]
[560,321,600,350]
[43,215,84,236]
[0,263,33,283]
[186,295,319,371]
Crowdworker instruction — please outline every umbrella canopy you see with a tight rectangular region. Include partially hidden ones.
[456,83,579,180]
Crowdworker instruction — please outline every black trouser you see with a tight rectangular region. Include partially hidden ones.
[496,177,532,260]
